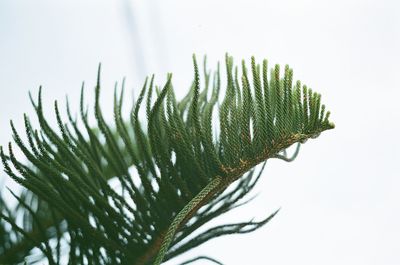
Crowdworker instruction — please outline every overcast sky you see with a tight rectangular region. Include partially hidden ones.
[0,0,399,264]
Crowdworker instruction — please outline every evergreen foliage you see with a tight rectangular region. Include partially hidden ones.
[0,54,334,264]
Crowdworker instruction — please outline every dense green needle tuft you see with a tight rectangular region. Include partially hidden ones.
[0,54,334,265]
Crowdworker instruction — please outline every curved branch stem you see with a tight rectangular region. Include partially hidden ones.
[153,176,223,265]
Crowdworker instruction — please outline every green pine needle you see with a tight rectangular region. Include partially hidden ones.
[0,54,334,265]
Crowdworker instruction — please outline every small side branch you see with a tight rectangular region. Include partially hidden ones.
[178,256,223,265]
[273,143,301,162]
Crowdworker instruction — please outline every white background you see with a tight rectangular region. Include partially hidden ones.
[0,0,399,264]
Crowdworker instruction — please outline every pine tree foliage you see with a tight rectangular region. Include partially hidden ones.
[0,189,60,264]
[0,54,334,265]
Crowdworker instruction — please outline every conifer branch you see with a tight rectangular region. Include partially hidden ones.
[0,54,334,264]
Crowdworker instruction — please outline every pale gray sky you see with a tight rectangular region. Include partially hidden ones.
[0,0,399,264]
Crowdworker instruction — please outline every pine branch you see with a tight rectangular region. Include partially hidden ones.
[0,54,334,264]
